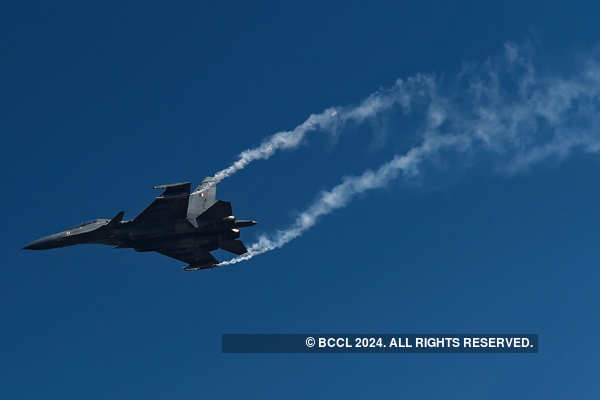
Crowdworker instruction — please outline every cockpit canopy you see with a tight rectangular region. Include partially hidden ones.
[68,219,109,230]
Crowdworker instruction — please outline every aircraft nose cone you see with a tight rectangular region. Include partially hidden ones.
[23,238,50,250]
[23,233,65,250]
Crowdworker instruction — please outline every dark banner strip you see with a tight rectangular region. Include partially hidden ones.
[222,334,538,353]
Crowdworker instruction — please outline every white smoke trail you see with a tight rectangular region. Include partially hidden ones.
[210,75,436,184]
[218,42,600,266]
[219,134,467,265]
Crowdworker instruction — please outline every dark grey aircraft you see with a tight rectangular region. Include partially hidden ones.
[23,178,257,271]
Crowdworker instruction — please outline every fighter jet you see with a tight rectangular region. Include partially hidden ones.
[23,178,257,271]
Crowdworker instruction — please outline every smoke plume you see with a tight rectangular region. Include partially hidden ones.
[218,42,600,266]
[210,75,436,184]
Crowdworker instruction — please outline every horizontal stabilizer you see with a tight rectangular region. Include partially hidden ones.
[219,239,247,255]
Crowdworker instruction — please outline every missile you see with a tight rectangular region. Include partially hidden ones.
[235,220,258,228]
[182,264,217,271]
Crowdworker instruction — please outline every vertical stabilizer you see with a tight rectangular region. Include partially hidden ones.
[186,177,217,227]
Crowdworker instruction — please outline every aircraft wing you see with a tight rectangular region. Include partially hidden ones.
[156,247,218,267]
[134,182,191,224]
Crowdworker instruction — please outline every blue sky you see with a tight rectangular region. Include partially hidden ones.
[3,1,600,398]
